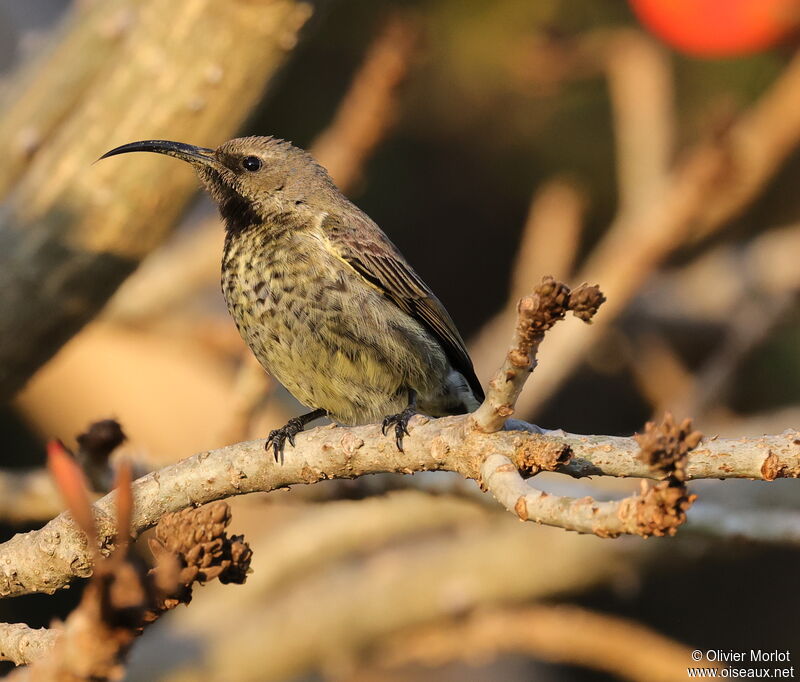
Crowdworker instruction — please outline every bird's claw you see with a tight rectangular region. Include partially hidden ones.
[265,417,305,463]
[381,407,417,452]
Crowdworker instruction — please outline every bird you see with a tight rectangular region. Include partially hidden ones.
[100,136,484,461]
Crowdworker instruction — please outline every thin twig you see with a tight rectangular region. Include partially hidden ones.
[472,277,605,432]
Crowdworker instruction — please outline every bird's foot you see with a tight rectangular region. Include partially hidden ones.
[381,406,418,452]
[265,417,307,463]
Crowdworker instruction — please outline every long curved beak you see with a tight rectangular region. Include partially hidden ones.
[98,140,217,166]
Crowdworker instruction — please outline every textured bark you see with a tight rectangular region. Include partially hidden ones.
[0,623,59,666]
[0,417,796,599]
[483,454,693,538]
[472,278,604,432]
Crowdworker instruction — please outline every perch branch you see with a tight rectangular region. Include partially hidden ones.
[1,278,797,597]
[0,418,796,599]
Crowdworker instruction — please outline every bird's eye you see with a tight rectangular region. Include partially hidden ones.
[241,156,262,172]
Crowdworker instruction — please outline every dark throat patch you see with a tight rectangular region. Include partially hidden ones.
[204,169,260,234]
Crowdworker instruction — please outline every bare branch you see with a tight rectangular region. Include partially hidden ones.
[483,456,693,538]
[0,623,58,666]
[606,31,673,213]
[310,12,419,191]
[556,428,799,480]
[373,606,721,682]
[484,414,700,537]
[1,275,795,649]
[472,277,605,432]
[0,416,795,599]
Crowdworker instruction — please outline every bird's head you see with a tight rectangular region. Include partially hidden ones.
[100,136,336,232]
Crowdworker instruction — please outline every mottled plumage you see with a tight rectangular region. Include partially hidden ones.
[100,136,483,457]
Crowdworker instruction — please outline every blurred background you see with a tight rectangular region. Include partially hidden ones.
[1,0,799,680]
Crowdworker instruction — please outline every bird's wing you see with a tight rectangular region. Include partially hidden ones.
[322,212,485,403]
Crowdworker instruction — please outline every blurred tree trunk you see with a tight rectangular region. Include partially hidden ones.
[0,0,317,402]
